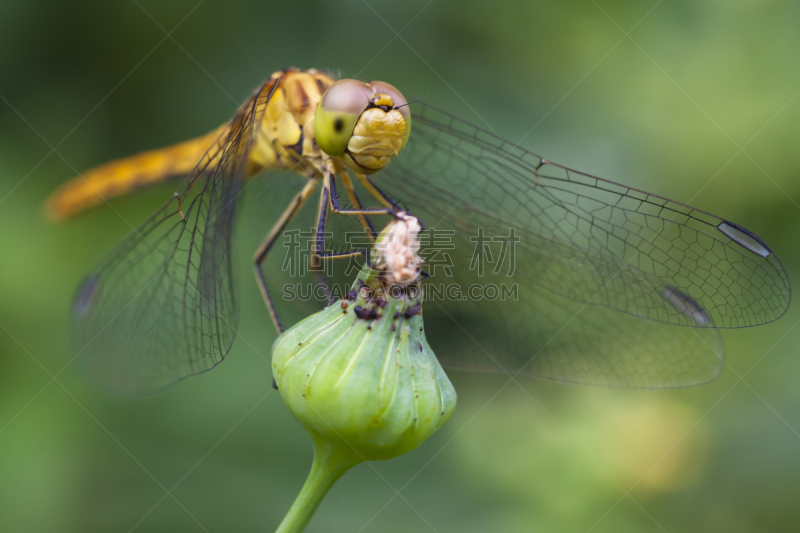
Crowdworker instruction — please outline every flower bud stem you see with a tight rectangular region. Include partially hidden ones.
[275,432,363,533]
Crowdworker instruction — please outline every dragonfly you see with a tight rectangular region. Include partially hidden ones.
[48,67,791,395]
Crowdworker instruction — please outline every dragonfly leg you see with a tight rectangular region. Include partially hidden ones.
[354,172,427,230]
[341,171,378,239]
[355,173,402,211]
[324,170,396,218]
[312,176,375,272]
[254,179,317,333]
[309,170,378,305]
[356,174,432,230]
[308,164,417,300]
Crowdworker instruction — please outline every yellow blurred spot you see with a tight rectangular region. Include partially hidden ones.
[600,399,709,492]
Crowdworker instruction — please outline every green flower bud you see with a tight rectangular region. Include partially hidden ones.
[272,214,456,532]
[273,216,456,460]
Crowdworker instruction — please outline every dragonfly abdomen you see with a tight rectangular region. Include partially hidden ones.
[47,125,228,220]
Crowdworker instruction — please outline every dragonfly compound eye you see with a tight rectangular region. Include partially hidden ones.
[315,79,373,156]
[315,79,412,173]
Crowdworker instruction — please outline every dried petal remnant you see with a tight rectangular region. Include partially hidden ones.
[375,213,423,286]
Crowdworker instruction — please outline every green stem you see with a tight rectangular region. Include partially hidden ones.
[275,432,363,533]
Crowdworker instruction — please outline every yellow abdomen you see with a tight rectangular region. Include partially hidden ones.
[46,125,228,220]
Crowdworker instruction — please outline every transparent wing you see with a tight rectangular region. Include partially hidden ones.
[424,279,726,388]
[72,79,279,395]
[371,103,790,387]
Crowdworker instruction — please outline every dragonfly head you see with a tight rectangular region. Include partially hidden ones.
[314,79,411,174]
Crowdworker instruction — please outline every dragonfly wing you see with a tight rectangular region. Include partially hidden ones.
[377,173,726,387]
[72,80,277,395]
[425,281,725,388]
[397,103,790,329]
[368,103,789,387]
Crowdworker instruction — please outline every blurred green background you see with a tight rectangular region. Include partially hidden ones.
[2,0,800,531]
